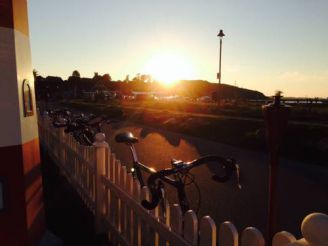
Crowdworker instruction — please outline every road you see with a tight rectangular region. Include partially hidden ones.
[102,121,328,237]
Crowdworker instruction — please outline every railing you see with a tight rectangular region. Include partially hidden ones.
[38,115,328,246]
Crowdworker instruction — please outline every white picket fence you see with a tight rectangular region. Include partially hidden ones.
[38,115,328,246]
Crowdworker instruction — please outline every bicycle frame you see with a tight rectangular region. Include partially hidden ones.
[126,143,179,185]
[125,143,193,213]
[116,131,240,213]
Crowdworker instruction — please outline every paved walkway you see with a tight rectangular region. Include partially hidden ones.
[103,122,328,237]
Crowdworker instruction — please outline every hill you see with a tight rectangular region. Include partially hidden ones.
[35,75,267,100]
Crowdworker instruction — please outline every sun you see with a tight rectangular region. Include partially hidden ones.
[142,52,196,86]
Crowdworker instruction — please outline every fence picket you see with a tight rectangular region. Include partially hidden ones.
[115,160,121,185]
[150,191,160,246]
[152,215,160,245]
[199,216,216,246]
[120,166,128,237]
[170,204,183,235]
[110,154,116,227]
[218,221,238,246]
[82,147,87,205]
[133,179,141,202]
[110,153,116,182]
[132,179,141,246]
[105,148,111,215]
[159,199,170,246]
[94,133,108,233]
[115,160,122,232]
[77,144,82,186]
[126,173,133,195]
[183,210,198,245]
[300,213,328,246]
[121,166,127,189]
[105,148,110,177]
[141,186,152,246]
[126,173,134,244]
[88,148,95,201]
[241,227,265,246]
[59,128,65,165]
[83,147,88,196]
[272,231,296,246]
[110,156,121,245]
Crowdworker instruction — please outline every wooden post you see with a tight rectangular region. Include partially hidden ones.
[262,92,290,240]
[94,133,109,233]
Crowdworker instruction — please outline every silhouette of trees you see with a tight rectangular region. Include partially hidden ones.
[93,72,102,81]
[102,73,112,82]
[140,74,152,83]
[34,71,267,101]
[132,73,141,82]
[132,73,152,83]
[72,70,81,78]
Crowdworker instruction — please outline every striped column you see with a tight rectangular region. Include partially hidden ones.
[0,0,45,245]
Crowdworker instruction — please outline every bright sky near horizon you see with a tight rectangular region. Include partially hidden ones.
[28,0,328,97]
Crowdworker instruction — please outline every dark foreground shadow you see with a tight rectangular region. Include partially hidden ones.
[41,148,110,245]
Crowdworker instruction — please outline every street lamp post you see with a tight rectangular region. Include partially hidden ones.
[217,29,225,105]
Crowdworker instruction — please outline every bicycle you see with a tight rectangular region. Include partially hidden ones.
[46,108,112,146]
[115,131,241,214]
[64,115,111,146]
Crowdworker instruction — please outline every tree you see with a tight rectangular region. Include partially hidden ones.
[132,73,152,83]
[93,72,102,81]
[69,71,81,98]
[140,74,152,83]
[102,73,112,82]
[72,70,81,78]
[133,73,141,82]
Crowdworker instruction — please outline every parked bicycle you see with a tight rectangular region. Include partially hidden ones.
[115,131,241,214]
[45,108,112,146]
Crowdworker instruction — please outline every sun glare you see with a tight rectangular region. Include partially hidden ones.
[142,53,196,86]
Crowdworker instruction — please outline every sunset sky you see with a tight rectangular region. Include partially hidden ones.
[28,0,328,97]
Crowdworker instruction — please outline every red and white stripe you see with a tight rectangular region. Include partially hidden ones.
[0,0,45,245]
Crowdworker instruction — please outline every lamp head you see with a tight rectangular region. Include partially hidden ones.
[217,29,225,38]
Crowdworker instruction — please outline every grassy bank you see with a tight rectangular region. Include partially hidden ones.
[119,100,328,123]
[59,100,328,166]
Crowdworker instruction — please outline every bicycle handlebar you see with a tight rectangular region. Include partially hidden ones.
[141,155,235,210]
[141,168,177,210]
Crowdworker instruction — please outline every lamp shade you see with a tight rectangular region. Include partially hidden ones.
[217,29,225,38]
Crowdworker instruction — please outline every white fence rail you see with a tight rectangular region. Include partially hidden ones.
[38,115,328,246]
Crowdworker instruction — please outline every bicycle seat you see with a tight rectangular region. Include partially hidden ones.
[115,132,138,144]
